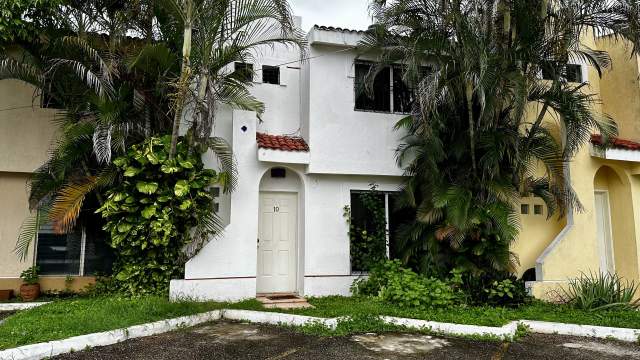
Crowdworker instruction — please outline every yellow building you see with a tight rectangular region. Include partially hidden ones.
[516,35,640,299]
[0,80,97,294]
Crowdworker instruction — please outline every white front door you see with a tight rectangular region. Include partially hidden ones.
[257,192,297,294]
[594,191,615,274]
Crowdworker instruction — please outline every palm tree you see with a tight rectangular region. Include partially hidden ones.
[4,0,306,261]
[2,2,178,259]
[160,0,307,158]
[362,0,640,276]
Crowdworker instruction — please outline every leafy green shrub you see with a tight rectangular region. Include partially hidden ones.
[380,268,458,309]
[97,136,224,295]
[352,260,458,309]
[351,259,405,296]
[20,266,39,285]
[460,271,530,306]
[560,272,640,311]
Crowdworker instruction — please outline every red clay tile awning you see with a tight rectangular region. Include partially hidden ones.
[591,134,640,151]
[257,132,309,152]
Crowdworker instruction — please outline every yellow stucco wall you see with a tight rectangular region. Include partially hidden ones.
[0,172,35,277]
[0,79,58,173]
[0,79,57,279]
[522,33,640,298]
[597,36,640,142]
[512,197,566,277]
[0,276,96,295]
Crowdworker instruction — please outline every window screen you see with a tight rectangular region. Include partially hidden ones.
[262,65,280,84]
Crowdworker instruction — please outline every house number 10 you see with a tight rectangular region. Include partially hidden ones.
[273,205,280,212]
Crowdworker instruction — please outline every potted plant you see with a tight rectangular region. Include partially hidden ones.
[20,266,40,301]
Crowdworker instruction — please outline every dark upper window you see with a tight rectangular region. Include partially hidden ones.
[233,62,254,83]
[262,65,280,85]
[36,213,114,276]
[542,63,583,83]
[355,62,391,112]
[565,64,583,83]
[354,62,421,114]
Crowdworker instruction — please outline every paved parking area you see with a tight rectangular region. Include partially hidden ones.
[53,321,640,359]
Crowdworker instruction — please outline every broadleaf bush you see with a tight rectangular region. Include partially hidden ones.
[352,260,459,309]
[97,136,223,295]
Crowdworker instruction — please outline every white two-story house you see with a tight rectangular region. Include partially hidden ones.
[170,22,413,301]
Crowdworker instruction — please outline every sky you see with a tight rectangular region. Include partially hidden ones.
[289,0,372,32]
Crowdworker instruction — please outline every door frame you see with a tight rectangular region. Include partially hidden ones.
[594,189,616,274]
[256,191,299,295]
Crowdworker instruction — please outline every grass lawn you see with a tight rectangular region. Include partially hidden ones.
[279,296,640,329]
[1,295,639,350]
[0,296,232,350]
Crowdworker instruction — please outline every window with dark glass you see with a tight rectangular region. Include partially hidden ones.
[233,62,253,82]
[355,62,391,112]
[565,64,583,83]
[262,65,280,84]
[36,213,114,276]
[393,66,416,114]
[355,62,421,113]
[542,63,583,83]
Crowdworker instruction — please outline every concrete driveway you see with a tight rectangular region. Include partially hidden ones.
[53,321,640,360]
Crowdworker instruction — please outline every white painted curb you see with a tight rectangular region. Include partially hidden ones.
[382,316,519,339]
[222,309,339,329]
[521,320,640,342]
[0,310,221,360]
[0,303,49,311]
[2,309,640,360]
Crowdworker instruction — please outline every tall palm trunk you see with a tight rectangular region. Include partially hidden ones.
[465,80,477,174]
[169,0,193,159]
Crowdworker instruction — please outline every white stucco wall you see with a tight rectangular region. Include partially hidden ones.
[304,42,405,176]
[170,24,409,301]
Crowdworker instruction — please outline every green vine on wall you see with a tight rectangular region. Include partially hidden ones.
[345,184,388,272]
[96,136,224,295]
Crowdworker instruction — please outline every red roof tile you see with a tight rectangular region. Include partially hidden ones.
[256,132,309,152]
[591,134,640,151]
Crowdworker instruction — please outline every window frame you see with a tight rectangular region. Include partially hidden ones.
[233,62,254,83]
[261,65,280,85]
[354,61,417,115]
[540,62,585,83]
[349,189,398,274]
[34,222,88,276]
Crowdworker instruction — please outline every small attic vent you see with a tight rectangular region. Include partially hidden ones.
[271,168,286,178]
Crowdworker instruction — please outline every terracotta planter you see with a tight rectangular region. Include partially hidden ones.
[0,289,12,301]
[20,284,40,302]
